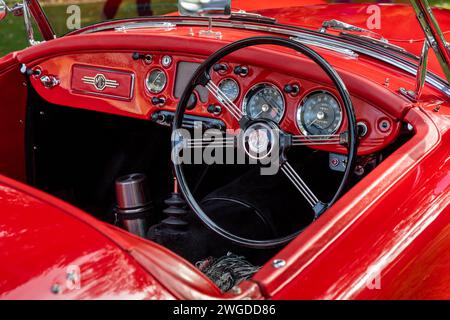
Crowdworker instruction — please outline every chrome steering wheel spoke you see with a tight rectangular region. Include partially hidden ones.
[280,161,327,217]
[205,80,244,122]
[183,134,236,149]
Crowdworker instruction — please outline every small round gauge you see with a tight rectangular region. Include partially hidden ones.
[161,55,172,68]
[146,69,167,94]
[296,91,342,136]
[218,78,240,102]
[243,83,285,123]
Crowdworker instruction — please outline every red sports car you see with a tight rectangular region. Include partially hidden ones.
[0,0,449,300]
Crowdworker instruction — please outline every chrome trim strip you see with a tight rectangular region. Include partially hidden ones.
[115,22,176,32]
[291,36,358,58]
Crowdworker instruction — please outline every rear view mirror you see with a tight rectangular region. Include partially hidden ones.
[0,0,7,22]
[178,0,231,18]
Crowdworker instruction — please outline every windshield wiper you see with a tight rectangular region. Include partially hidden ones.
[319,19,387,42]
[319,19,416,59]
[230,10,277,24]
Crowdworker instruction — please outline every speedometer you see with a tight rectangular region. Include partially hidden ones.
[243,83,285,123]
[296,91,342,136]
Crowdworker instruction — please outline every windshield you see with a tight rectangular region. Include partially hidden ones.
[0,0,449,56]
[45,0,177,33]
[0,0,179,55]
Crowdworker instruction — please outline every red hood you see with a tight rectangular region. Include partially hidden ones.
[252,4,450,56]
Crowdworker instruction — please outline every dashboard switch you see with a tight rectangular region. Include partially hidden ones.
[357,121,368,137]
[329,153,347,172]
[207,104,222,115]
[378,118,391,132]
[213,63,228,73]
[151,112,166,123]
[152,96,166,106]
[234,66,249,77]
[132,52,153,64]
[284,84,300,95]
[132,52,142,60]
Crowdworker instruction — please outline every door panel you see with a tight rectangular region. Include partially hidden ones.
[0,57,27,181]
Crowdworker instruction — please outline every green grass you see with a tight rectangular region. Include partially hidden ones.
[0,0,448,56]
[0,12,29,55]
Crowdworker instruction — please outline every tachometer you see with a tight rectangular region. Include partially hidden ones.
[296,91,342,136]
[146,69,167,94]
[218,78,240,102]
[243,83,285,123]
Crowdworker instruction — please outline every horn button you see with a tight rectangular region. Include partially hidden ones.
[242,122,278,160]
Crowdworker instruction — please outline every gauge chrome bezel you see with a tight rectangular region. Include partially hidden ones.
[296,90,343,136]
[218,78,240,102]
[242,82,286,123]
[145,68,167,94]
[161,55,173,68]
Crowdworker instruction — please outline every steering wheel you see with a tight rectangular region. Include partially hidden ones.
[173,37,357,249]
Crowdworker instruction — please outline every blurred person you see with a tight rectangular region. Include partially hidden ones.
[102,0,153,20]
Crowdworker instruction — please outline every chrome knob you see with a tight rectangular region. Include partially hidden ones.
[40,75,59,88]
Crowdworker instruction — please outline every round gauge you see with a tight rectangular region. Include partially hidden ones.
[218,78,240,102]
[162,55,172,68]
[243,83,285,123]
[296,91,342,136]
[146,69,167,94]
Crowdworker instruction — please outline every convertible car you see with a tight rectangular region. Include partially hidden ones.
[0,0,449,299]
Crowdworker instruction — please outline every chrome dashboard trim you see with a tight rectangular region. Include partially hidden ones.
[290,36,358,58]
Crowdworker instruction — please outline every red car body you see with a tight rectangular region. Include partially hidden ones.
[0,1,449,299]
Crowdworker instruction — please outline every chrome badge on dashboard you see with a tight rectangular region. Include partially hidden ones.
[72,64,134,100]
[82,74,119,91]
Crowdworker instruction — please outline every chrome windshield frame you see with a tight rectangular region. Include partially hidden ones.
[410,0,450,98]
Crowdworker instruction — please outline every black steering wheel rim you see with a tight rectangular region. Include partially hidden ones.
[173,36,357,249]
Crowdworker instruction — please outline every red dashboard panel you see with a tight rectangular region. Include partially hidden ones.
[29,51,400,156]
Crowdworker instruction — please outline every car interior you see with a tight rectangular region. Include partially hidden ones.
[5,34,419,291]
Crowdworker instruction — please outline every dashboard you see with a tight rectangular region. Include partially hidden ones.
[29,51,401,156]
